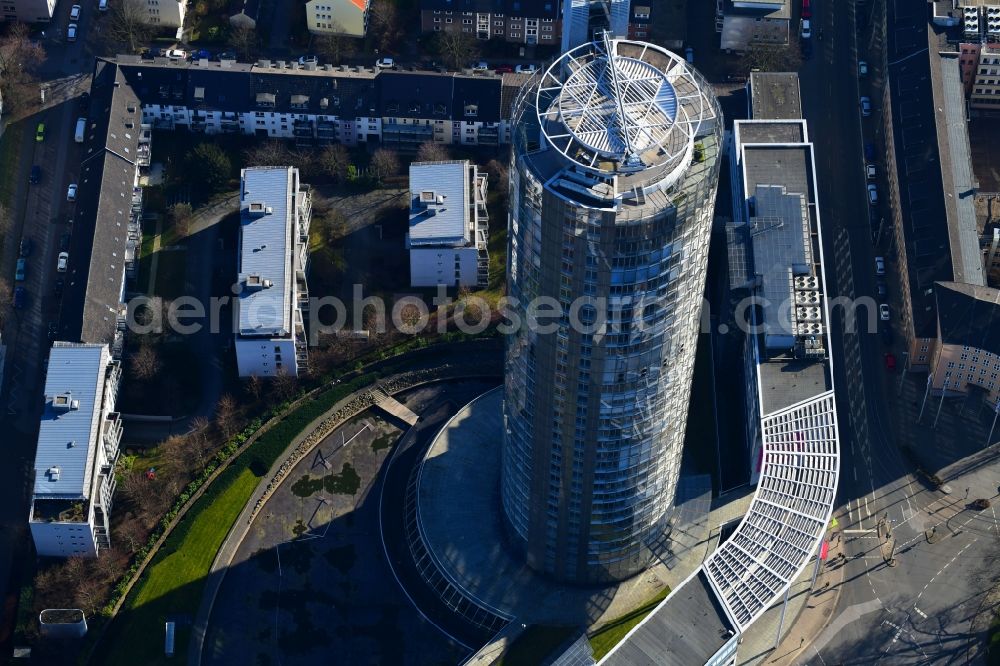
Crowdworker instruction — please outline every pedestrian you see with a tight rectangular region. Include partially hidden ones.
[965,487,970,499]
[800,637,805,648]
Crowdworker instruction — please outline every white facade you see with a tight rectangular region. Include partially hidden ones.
[306,0,368,36]
[144,0,186,27]
[406,160,489,288]
[235,167,312,378]
[410,248,481,287]
[139,104,511,147]
[0,0,56,23]
[29,344,122,558]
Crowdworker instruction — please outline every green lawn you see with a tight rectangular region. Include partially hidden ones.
[102,466,258,666]
[989,610,1000,665]
[588,586,670,661]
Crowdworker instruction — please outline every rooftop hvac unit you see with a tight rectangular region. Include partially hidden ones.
[47,466,61,481]
[795,291,821,304]
[248,201,268,216]
[794,275,819,290]
[797,322,824,336]
[796,307,822,321]
[51,393,79,412]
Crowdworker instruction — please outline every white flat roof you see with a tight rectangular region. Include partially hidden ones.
[238,167,295,338]
[33,344,110,498]
[409,161,470,247]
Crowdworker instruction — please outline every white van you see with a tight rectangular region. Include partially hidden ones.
[74,117,86,143]
[98,0,108,11]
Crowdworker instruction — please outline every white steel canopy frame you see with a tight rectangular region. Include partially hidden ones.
[535,33,715,176]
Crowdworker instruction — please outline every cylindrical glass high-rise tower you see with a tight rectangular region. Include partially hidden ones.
[501,35,722,584]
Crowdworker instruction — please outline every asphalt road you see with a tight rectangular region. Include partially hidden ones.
[0,7,96,649]
[799,0,999,663]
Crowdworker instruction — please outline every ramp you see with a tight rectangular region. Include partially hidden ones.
[371,386,419,426]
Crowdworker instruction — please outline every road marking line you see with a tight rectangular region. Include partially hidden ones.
[914,607,927,619]
[844,529,875,534]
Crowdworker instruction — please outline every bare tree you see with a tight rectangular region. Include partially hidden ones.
[415,141,450,163]
[368,0,402,53]
[118,470,155,510]
[168,202,194,238]
[316,207,348,245]
[314,28,357,65]
[318,143,350,181]
[104,0,154,54]
[434,30,479,71]
[129,343,162,381]
[369,148,400,184]
[215,393,239,439]
[114,516,144,554]
[243,374,263,402]
[273,368,299,402]
[0,22,46,114]
[485,158,509,199]
[0,277,12,328]
[244,140,292,167]
[228,23,258,61]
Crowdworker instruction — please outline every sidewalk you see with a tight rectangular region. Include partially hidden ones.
[735,529,846,666]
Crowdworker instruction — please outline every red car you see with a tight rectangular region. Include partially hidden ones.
[494,64,514,74]
[884,353,896,371]
[802,0,811,18]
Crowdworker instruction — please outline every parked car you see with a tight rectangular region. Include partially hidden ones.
[684,47,694,64]
[60,232,72,251]
[19,238,32,257]
[165,49,187,60]
[15,258,26,281]
[860,96,872,116]
[472,61,489,72]
[802,0,811,17]
[66,183,78,202]
[99,0,108,12]
[864,141,876,161]
[57,251,69,273]
[29,165,41,184]
[146,47,163,58]
[493,64,513,73]
[35,123,45,142]
[13,286,26,309]
[859,60,868,77]
[802,39,813,59]
[70,4,81,19]
[884,352,896,370]
[867,183,878,205]
[866,163,877,179]
[298,55,318,65]
[192,48,211,60]
[216,50,236,60]
[78,91,90,112]
[876,280,887,299]
[875,255,886,275]
[515,64,537,74]
[801,18,812,39]
[375,57,395,69]
[879,303,890,321]
[53,277,64,297]
[67,23,77,41]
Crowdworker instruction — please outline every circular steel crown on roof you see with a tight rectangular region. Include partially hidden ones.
[536,34,713,176]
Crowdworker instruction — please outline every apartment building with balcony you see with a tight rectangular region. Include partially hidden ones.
[29,344,122,558]
[235,167,312,378]
[419,0,560,45]
[406,160,489,288]
[144,0,186,27]
[61,60,152,358]
[103,56,515,151]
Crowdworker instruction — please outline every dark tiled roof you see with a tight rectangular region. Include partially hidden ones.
[62,60,141,344]
[935,281,1000,356]
[112,57,506,122]
[886,3,953,339]
[419,0,557,17]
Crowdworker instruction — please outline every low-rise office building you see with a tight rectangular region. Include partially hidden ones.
[719,0,790,52]
[29,344,122,558]
[306,0,368,36]
[406,160,488,288]
[235,166,312,378]
[927,281,1000,405]
[882,8,983,372]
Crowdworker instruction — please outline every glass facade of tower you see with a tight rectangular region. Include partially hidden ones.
[501,37,723,583]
